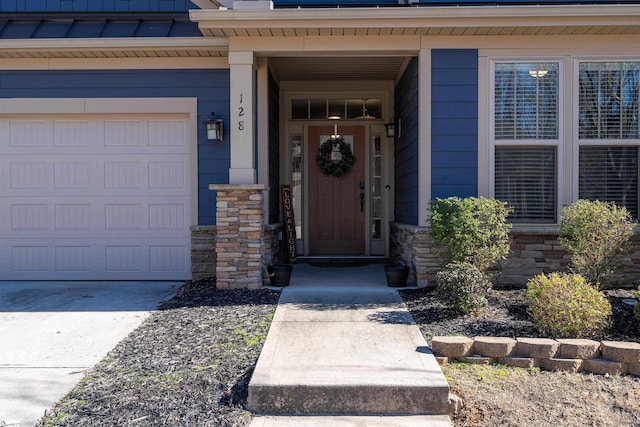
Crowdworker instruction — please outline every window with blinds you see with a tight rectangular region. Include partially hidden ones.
[579,146,639,218]
[492,61,560,223]
[494,62,559,140]
[578,62,640,218]
[495,146,557,223]
[579,62,640,140]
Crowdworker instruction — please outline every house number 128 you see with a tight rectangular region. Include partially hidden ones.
[238,93,245,131]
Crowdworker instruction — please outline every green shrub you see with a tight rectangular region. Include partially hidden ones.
[429,197,512,272]
[526,272,612,338]
[436,262,492,314]
[559,199,636,288]
[635,285,640,322]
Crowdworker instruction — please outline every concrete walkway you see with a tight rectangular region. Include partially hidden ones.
[0,281,181,427]
[249,264,452,426]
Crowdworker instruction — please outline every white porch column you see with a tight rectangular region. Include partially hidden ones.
[418,48,432,227]
[229,51,256,184]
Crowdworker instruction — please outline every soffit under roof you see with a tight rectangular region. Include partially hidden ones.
[190,5,640,37]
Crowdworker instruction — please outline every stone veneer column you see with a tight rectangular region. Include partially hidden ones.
[209,184,268,290]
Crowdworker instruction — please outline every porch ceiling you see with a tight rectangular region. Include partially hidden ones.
[190,5,640,37]
[269,56,408,81]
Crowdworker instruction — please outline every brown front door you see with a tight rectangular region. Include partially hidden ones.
[308,125,365,255]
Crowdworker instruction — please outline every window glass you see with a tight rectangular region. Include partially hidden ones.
[579,62,640,139]
[495,62,559,140]
[578,62,640,218]
[495,146,557,223]
[493,61,560,223]
[291,99,308,119]
[579,146,638,218]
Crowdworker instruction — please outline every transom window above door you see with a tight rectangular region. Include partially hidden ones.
[291,98,382,120]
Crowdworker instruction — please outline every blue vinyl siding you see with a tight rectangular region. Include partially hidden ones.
[0,0,190,12]
[0,69,230,225]
[394,56,419,226]
[431,49,478,200]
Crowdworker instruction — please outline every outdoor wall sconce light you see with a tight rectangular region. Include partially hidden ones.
[384,121,395,138]
[204,112,224,142]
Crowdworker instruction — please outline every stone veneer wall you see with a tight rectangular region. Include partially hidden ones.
[209,184,268,290]
[390,223,437,287]
[190,225,217,281]
[390,222,640,289]
[189,223,283,285]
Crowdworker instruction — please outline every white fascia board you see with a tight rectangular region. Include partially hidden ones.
[190,4,640,27]
[0,37,228,52]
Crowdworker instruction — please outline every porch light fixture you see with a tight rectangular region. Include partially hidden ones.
[385,120,396,138]
[204,112,224,142]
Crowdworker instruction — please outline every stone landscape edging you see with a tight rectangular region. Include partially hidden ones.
[432,336,640,377]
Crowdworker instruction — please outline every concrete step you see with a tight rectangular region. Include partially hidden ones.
[247,287,450,416]
[249,415,453,426]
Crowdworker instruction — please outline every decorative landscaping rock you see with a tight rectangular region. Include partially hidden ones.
[601,341,640,364]
[501,357,536,369]
[515,338,560,359]
[539,358,583,373]
[432,336,474,358]
[435,356,449,365]
[556,339,601,360]
[583,358,628,376]
[472,337,517,358]
[460,356,493,365]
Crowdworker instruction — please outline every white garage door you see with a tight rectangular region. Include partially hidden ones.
[0,114,193,280]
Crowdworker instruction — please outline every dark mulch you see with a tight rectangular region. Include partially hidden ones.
[400,287,640,345]
[37,278,280,427]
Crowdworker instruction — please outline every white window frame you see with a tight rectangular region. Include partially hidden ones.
[488,58,564,225]
[572,57,640,210]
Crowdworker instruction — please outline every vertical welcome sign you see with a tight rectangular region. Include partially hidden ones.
[280,185,298,262]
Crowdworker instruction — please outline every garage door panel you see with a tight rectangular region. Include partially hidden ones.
[0,113,192,280]
[4,197,190,235]
[3,240,189,280]
[2,118,189,156]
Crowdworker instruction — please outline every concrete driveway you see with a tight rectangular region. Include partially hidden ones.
[0,281,182,426]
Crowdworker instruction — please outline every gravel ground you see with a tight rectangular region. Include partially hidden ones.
[37,279,639,427]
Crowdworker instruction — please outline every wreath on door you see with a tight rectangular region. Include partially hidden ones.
[315,136,355,177]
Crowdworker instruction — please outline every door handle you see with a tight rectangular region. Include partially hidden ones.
[360,192,365,212]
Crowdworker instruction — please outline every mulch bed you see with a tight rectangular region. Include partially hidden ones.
[37,278,280,427]
[37,279,639,426]
[400,287,640,345]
